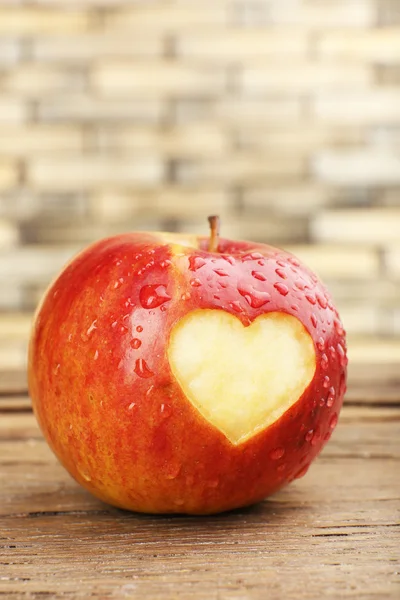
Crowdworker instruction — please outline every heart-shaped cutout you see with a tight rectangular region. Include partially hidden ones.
[168,309,316,445]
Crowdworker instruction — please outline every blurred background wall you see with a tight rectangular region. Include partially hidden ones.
[0,0,400,378]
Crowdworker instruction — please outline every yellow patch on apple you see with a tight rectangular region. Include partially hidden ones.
[168,309,316,445]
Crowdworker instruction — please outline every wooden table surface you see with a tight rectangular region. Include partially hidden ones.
[1,321,399,599]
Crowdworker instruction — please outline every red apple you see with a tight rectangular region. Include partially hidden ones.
[28,217,347,515]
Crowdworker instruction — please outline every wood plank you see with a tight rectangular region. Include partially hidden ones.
[0,407,399,599]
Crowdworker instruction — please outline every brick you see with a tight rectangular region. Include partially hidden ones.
[0,313,31,341]
[104,2,226,32]
[327,279,400,308]
[179,215,308,244]
[91,188,231,222]
[38,94,164,124]
[270,0,374,28]
[311,209,400,244]
[243,185,330,216]
[0,161,18,190]
[0,8,89,34]
[241,64,371,94]
[0,97,27,124]
[0,193,41,220]
[0,286,23,312]
[176,153,304,185]
[177,30,308,61]
[0,39,20,66]
[93,61,225,97]
[284,245,380,279]
[0,218,19,248]
[378,188,400,206]
[0,342,26,371]
[95,125,228,157]
[318,28,400,63]
[314,150,400,186]
[175,97,302,125]
[338,305,382,336]
[28,156,164,190]
[4,66,84,97]
[33,35,162,63]
[216,98,302,124]
[378,0,400,26]
[314,89,400,124]
[26,219,163,245]
[385,245,400,278]
[0,126,83,156]
[236,125,364,152]
[348,338,400,364]
[0,246,80,285]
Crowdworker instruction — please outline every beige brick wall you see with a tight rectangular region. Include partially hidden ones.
[0,0,399,340]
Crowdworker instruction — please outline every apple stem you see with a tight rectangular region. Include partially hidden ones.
[208,215,220,253]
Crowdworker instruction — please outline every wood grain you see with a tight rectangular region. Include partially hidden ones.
[0,400,399,599]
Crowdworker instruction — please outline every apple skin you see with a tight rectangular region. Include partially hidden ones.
[28,232,347,515]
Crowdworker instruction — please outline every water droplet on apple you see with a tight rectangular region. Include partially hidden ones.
[164,462,181,480]
[319,397,326,406]
[214,268,228,277]
[190,278,202,287]
[334,319,344,337]
[119,325,128,335]
[181,292,191,301]
[288,256,300,267]
[139,284,171,309]
[339,373,347,397]
[270,447,285,460]
[86,319,97,337]
[275,268,287,280]
[295,279,306,291]
[274,282,289,296]
[328,345,336,360]
[321,353,329,370]
[79,469,92,482]
[311,427,321,446]
[208,477,220,488]
[310,314,318,328]
[128,402,136,410]
[94,350,99,360]
[134,358,154,378]
[291,304,299,312]
[136,325,143,333]
[306,293,316,306]
[238,284,271,308]
[337,342,348,367]
[329,413,338,430]
[294,463,310,479]
[130,338,141,350]
[222,255,235,265]
[316,292,328,309]
[229,301,244,313]
[243,252,264,261]
[323,375,330,388]
[326,387,335,407]
[317,337,325,351]
[189,256,206,271]
[53,363,60,375]
[251,270,267,282]
[305,430,314,442]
